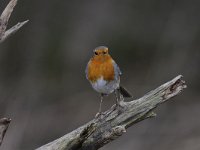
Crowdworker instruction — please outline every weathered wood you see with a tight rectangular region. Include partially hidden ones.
[0,118,11,146]
[0,0,28,43]
[36,75,186,150]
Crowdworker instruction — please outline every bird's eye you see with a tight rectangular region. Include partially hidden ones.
[94,52,98,55]
[103,51,107,55]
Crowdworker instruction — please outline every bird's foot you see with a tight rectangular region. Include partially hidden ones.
[111,101,127,114]
[95,112,107,120]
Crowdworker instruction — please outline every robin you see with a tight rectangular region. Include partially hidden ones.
[86,46,132,116]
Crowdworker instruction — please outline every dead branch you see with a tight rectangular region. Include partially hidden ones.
[36,75,186,150]
[0,118,11,146]
[0,0,28,147]
[0,0,28,43]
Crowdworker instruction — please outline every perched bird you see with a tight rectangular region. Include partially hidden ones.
[86,46,132,116]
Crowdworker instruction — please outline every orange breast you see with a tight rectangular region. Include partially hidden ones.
[87,55,115,82]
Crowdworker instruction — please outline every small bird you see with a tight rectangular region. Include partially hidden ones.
[86,46,132,116]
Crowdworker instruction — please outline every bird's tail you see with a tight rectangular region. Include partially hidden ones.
[119,86,132,98]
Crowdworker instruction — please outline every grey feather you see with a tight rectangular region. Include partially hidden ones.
[113,62,122,78]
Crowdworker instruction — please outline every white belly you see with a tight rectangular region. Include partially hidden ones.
[91,76,120,94]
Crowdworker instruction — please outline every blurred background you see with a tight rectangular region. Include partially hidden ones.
[0,0,200,149]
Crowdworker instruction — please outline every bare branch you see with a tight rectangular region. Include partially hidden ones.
[0,0,28,43]
[36,75,186,150]
[0,0,17,35]
[0,20,29,43]
[0,118,11,146]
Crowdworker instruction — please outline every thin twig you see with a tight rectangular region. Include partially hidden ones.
[0,0,28,43]
[0,20,29,43]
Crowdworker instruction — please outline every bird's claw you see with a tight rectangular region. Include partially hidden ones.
[95,112,106,120]
[111,102,127,114]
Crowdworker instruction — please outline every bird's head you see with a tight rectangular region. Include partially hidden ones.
[93,46,109,56]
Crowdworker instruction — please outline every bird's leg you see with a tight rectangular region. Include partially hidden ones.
[113,88,126,112]
[95,93,104,118]
[99,93,104,114]
[115,88,121,108]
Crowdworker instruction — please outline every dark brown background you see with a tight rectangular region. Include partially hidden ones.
[0,0,200,149]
